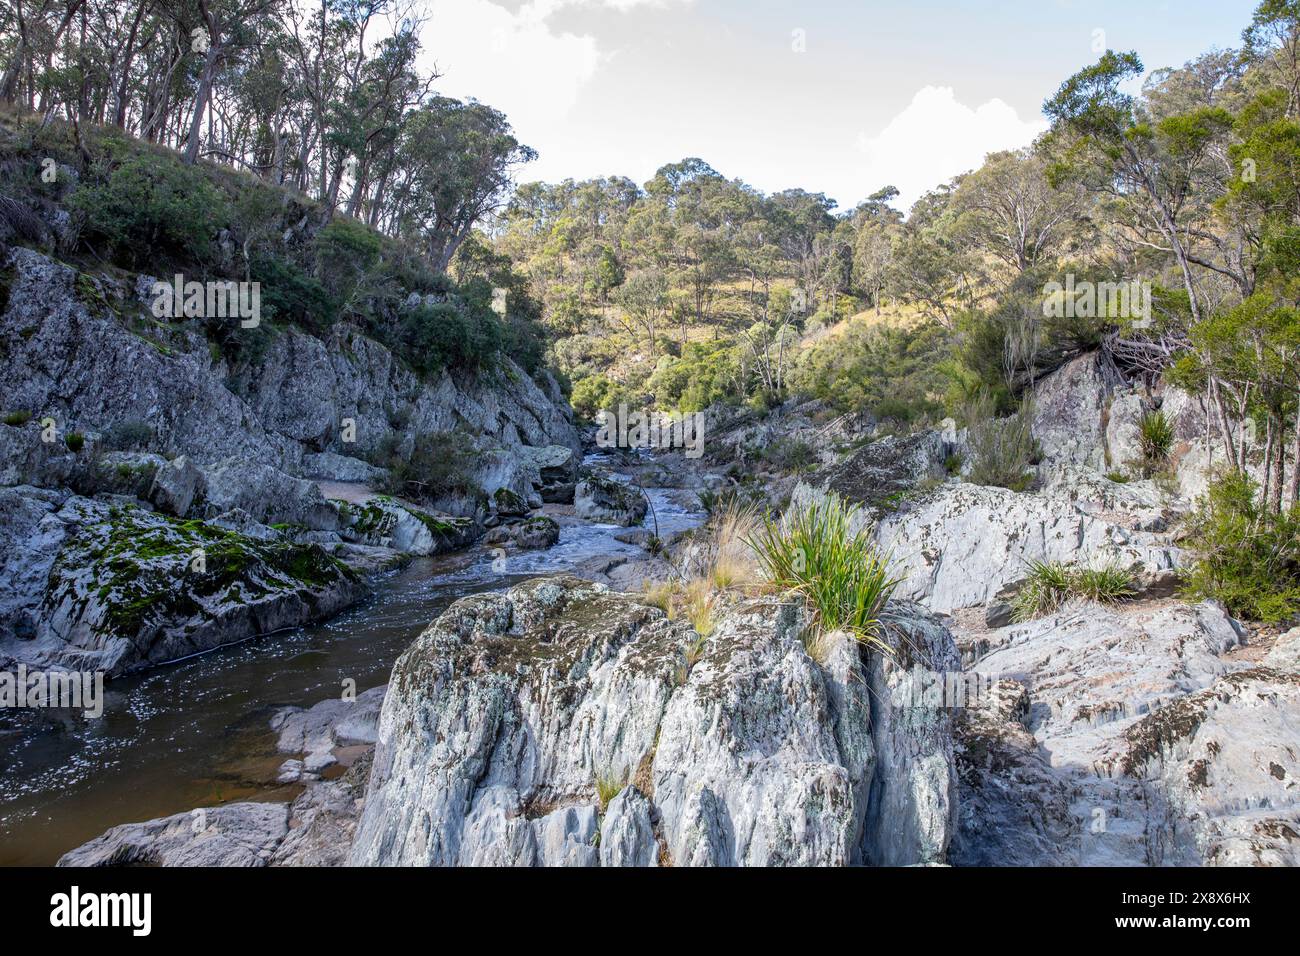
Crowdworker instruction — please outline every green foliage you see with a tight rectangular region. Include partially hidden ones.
[760,436,817,474]
[749,492,899,653]
[1136,410,1174,476]
[964,393,1037,491]
[792,320,947,420]
[380,431,478,502]
[102,419,154,451]
[570,374,632,420]
[314,217,385,314]
[69,153,228,269]
[64,431,85,452]
[646,341,739,412]
[3,410,32,427]
[396,301,502,377]
[250,255,338,333]
[1011,559,1136,622]
[1181,472,1300,623]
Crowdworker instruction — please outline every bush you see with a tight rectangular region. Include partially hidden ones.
[3,410,32,426]
[1011,559,1135,621]
[397,302,502,377]
[570,374,631,421]
[1181,472,1300,622]
[749,492,898,654]
[69,153,228,269]
[965,392,1037,491]
[381,431,478,502]
[64,431,85,452]
[102,418,154,451]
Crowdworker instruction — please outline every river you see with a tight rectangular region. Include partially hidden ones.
[0,468,703,866]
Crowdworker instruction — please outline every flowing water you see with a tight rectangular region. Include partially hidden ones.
[0,467,702,866]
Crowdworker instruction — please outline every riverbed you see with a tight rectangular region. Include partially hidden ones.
[0,475,703,866]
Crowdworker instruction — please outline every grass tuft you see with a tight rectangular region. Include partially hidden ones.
[1011,559,1136,622]
[748,492,898,654]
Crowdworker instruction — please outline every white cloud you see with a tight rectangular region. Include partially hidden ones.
[417,0,691,137]
[418,0,601,131]
[854,86,1048,211]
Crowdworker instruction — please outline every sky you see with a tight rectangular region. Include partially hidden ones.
[412,0,1260,211]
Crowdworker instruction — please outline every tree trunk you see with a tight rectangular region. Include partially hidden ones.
[184,42,222,165]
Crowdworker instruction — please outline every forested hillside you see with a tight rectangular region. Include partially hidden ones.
[495,2,1300,523]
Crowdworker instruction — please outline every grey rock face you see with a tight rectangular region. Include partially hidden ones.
[1031,353,1109,471]
[348,576,960,867]
[574,471,648,527]
[0,248,579,504]
[873,483,1179,613]
[948,599,1300,866]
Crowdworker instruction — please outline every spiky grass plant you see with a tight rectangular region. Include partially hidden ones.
[1011,559,1136,622]
[748,492,898,654]
[1073,564,1137,604]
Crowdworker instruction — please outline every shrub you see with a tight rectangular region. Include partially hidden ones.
[749,492,898,654]
[3,410,32,426]
[761,436,817,474]
[570,374,631,421]
[102,418,154,451]
[1181,472,1300,622]
[1011,559,1136,621]
[397,302,502,378]
[965,392,1037,491]
[69,153,228,269]
[64,431,85,452]
[381,431,478,502]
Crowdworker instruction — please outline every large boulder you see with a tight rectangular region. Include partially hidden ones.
[335,496,478,555]
[148,455,202,516]
[574,471,648,527]
[0,494,366,677]
[348,576,960,867]
[1030,353,1109,471]
[798,430,951,515]
[58,803,291,867]
[199,457,339,531]
[518,444,579,503]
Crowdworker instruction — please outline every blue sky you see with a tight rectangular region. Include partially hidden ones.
[416,0,1259,209]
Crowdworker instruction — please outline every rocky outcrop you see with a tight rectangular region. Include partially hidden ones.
[346,577,959,867]
[58,802,292,867]
[799,430,952,515]
[58,754,374,868]
[1031,353,1110,472]
[0,486,366,676]
[574,471,648,527]
[0,248,580,504]
[334,496,477,556]
[947,599,1300,866]
[872,483,1179,613]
